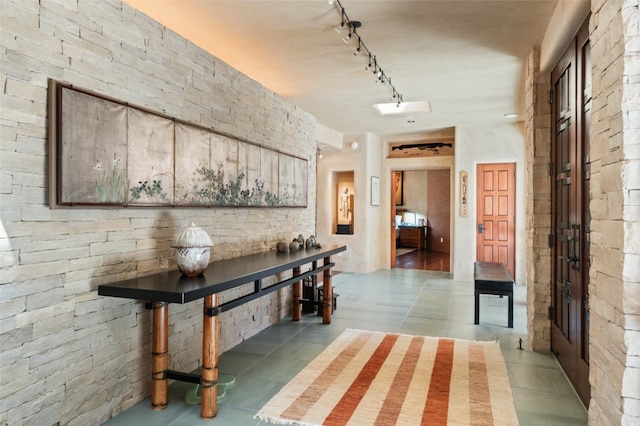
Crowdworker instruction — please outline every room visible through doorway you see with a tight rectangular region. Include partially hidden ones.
[392,169,451,272]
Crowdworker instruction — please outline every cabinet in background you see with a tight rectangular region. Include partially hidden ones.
[397,226,427,249]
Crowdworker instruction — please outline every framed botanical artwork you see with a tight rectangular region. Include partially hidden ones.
[371,176,380,206]
[393,171,404,206]
[48,80,308,208]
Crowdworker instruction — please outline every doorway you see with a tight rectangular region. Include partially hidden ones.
[550,19,591,407]
[392,169,451,271]
[475,163,516,278]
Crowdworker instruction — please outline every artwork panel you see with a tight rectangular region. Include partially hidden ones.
[278,154,295,206]
[127,108,174,205]
[388,139,454,158]
[60,88,128,204]
[293,157,308,207]
[393,171,404,206]
[53,81,307,209]
[237,142,261,205]
[260,148,279,205]
[210,134,238,182]
[175,123,211,205]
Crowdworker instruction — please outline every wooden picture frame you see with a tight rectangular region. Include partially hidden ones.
[371,176,380,206]
[48,80,308,208]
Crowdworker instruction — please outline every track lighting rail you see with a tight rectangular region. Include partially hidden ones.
[330,0,404,106]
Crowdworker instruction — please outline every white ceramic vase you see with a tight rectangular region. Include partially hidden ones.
[172,223,213,277]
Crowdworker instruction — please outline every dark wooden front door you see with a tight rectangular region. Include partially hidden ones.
[476,163,516,279]
[550,20,591,407]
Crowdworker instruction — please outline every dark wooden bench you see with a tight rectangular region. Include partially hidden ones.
[474,261,514,328]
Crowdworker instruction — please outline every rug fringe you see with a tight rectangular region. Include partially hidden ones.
[345,328,500,345]
[254,414,317,426]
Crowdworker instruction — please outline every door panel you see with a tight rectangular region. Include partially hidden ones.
[476,163,516,279]
[550,19,591,407]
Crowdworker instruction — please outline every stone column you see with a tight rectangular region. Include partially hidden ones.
[524,46,552,352]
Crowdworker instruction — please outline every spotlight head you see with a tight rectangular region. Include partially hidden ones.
[348,21,362,31]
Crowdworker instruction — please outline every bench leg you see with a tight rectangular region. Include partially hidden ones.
[508,292,514,328]
[151,302,168,410]
[322,256,332,324]
[201,294,219,419]
[474,291,480,325]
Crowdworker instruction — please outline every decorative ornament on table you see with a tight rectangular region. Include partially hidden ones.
[305,235,317,249]
[276,241,289,253]
[289,241,301,252]
[172,222,213,277]
[276,234,321,253]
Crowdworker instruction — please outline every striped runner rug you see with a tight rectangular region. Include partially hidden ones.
[255,329,518,425]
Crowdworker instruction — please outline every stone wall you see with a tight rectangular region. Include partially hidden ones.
[524,46,552,352]
[0,0,316,424]
[588,0,639,424]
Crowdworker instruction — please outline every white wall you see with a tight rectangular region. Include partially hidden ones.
[401,170,429,224]
[318,123,524,283]
[453,123,526,284]
[317,133,383,273]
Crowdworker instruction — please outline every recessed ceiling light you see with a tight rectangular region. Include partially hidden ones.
[504,113,518,119]
[373,101,432,116]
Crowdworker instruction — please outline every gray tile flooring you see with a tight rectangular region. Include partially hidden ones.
[105,269,588,425]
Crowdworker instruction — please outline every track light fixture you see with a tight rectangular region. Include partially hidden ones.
[342,20,360,44]
[331,0,404,106]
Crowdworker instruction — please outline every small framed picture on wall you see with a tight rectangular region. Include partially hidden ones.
[371,176,380,206]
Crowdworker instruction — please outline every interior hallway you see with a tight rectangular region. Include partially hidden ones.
[105,269,587,425]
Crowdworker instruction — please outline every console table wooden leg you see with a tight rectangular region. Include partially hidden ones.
[201,294,219,419]
[292,266,302,321]
[151,302,168,410]
[322,256,332,324]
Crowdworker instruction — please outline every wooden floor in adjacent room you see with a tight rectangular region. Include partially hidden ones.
[395,249,450,272]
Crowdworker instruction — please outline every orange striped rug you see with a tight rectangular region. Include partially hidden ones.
[255,329,518,425]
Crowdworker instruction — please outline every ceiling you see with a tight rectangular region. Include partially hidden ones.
[124,0,558,142]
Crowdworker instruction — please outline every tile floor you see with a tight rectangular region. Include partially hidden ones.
[105,269,588,425]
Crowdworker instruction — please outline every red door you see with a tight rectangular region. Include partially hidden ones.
[476,163,516,279]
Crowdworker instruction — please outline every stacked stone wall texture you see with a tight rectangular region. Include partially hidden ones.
[0,0,316,424]
[588,0,639,424]
[524,46,552,352]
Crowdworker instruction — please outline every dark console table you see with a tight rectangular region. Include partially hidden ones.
[98,244,346,419]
